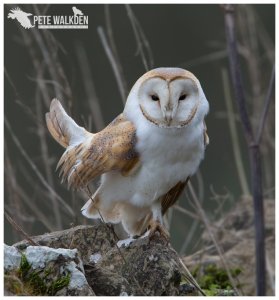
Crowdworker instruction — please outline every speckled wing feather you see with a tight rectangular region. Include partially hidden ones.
[55,113,140,189]
[160,179,189,215]
[160,121,209,214]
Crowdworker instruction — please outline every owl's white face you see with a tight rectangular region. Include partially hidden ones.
[125,68,209,129]
[138,77,200,128]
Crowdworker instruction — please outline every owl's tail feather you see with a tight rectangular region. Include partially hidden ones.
[46,98,90,148]
[81,192,123,224]
[81,198,100,219]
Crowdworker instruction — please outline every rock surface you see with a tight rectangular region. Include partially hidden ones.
[4,244,94,296]
[4,244,22,272]
[5,224,199,296]
[14,224,116,264]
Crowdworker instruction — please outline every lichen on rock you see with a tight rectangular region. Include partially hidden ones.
[4,244,94,296]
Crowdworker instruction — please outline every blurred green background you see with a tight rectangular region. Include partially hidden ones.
[4,4,275,254]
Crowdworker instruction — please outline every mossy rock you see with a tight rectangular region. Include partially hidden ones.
[15,253,70,296]
[4,245,94,296]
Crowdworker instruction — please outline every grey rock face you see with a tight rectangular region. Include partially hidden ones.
[5,225,199,296]
[4,245,22,272]
[4,244,94,296]
[14,224,115,264]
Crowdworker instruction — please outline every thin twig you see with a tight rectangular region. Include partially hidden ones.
[179,49,227,68]
[4,143,56,232]
[104,5,118,58]
[73,169,145,295]
[265,252,275,294]
[223,7,254,144]
[4,141,24,232]
[35,91,62,229]
[130,7,154,68]
[30,25,62,100]
[179,174,205,254]
[16,186,56,232]
[97,26,127,105]
[75,42,105,131]
[177,257,206,296]
[104,4,129,99]
[188,182,241,295]
[85,186,145,296]
[221,67,250,195]
[4,118,75,217]
[173,204,200,221]
[4,210,39,246]
[125,5,153,71]
[84,186,127,263]
[256,65,275,145]
[179,218,199,255]
[19,26,52,109]
[33,4,73,102]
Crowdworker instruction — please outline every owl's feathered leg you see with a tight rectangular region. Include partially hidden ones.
[148,202,170,241]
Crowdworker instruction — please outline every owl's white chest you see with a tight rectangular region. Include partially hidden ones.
[100,120,205,208]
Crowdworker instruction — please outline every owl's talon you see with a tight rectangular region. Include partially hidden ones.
[148,220,170,241]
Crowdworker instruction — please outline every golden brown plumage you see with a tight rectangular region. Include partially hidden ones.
[46,99,140,189]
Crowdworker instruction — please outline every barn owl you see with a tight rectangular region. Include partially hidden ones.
[46,67,209,239]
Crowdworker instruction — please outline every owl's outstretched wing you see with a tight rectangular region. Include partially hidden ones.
[160,120,209,214]
[46,99,140,189]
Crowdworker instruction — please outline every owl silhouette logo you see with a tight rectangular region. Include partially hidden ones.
[7,7,34,29]
[72,6,83,17]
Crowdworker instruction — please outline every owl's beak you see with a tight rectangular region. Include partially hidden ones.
[164,111,173,126]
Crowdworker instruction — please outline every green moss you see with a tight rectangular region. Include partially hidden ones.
[18,253,31,279]
[43,268,52,277]
[193,264,242,295]
[14,253,71,296]
[28,270,47,295]
[47,273,71,296]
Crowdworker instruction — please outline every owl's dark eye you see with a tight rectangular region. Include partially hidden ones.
[179,94,187,101]
[151,94,159,101]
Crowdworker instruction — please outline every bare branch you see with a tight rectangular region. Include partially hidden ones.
[256,65,275,145]
[221,67,250,195]
[223,4,266,295]
[35,91,62,229]
[125,4,153,71]
[97,26,127,105]
[173,204,200,221]
[223,5,254,144]
[4,210,39,246]
[4,118,75,217]
[75,42,105,131]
